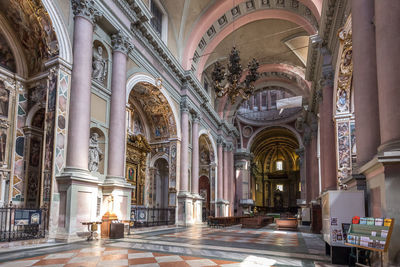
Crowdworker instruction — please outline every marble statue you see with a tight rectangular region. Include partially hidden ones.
[88,132,103,172]
[92,46,107,82]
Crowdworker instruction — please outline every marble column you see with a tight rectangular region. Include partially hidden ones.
[352,0,380,166]
[250,96,254,110]
[223,144,229,201]
[178,99,192,225]
[375,0,400,152]
[374,2,400,264]
[179,102,190,193]
[102,32,134,222]
[228,144,235,215]
[66,0,101,173]
[319,66,337,191]
[258,93,262,111]
[106,32,133,181]
[191,114,200,194]
[216,137,224,216]
[57,0,101,241]
[191,113,202,223]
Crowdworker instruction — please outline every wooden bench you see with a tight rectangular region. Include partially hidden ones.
[241,216,274,229]
[208,216,249,228]
[276,218,298,230]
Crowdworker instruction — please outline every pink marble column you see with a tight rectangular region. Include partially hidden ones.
[258,93,262,111]
[352,0,380,166]
[66,1,101,171]
[191,114,200,194]
[375,0,400,151]
[319,67,337,191]
[180,102,190,192]
[217,138,224,201]
[228,145,235,215]
[250,96,254,110]
[107,33,132,180]
[223,144,229,201]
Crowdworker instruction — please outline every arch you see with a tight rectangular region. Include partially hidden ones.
[246,124,304,152]
[126,72,181,139]
[0,13,28,76]
[182,0,321,70]
[41,0,73,65]
[198,129,218,165]
[150,152,169,168]
[186,10,317,77]
[26,103,44,127]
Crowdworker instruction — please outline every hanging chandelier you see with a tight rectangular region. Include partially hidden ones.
[211,46,260,104]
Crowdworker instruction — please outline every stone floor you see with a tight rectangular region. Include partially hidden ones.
[0,224,341,267]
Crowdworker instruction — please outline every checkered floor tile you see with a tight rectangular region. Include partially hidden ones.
[0,247,241,267]
[161,227,299,246]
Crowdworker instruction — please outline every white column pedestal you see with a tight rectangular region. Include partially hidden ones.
[177,192,194,226]
[192,194,204,224]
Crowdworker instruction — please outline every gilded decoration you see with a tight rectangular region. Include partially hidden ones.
[126,134,150,205]
[336,30,353,114]
[130,82,176,139]
[4,0,59,74]
[334,27,354,190]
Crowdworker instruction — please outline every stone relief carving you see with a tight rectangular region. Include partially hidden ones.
[336,30,353,114]
[88,132,103,172]
[92,46,107,83]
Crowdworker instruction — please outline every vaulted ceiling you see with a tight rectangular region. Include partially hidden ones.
[147,0,322,121]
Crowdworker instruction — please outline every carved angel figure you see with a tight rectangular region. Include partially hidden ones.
[92,46,107,82]
[88,133,103,172]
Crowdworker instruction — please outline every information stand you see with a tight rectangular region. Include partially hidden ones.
[345,218,394,266]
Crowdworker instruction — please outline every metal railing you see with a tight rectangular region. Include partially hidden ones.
[130,207,175,228]
[0,204,48,242]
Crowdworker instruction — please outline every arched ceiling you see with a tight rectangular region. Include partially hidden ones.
[153,0,319,125]
[250,127,299,173]
[203,19,307,76]
[0,0,59,75]
[129,82,177,140]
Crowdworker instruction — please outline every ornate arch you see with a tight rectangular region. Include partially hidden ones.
[126,73,181,139]
[182,0,321,71]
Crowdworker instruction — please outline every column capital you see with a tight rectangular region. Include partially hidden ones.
[72,0,102,23]
[111,32,134,55]
[180,99,190,113]
[217,136,224,146]
[320,65,334,88]
[192,112,201,123]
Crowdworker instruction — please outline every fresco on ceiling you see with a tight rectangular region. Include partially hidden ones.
[5,0,59,74]
[0,33,16,73]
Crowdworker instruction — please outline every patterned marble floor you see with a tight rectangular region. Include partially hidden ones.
[0,225,336,267]
[0,247,240,267]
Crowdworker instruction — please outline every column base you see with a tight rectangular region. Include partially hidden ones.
[53,169,100,242]
[177,191,194,226]
[357,152,400,265]
[216,199,229,217]
[101,178,134,222]
[192,193,204,224]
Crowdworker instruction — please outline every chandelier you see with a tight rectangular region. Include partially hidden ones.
[211,46,260,104]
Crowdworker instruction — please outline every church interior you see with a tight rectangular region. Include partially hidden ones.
[0,0,399,266]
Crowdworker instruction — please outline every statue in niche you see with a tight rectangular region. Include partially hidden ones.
[0,84,9,117]
[92,46,107,83]
[88,132,103,172]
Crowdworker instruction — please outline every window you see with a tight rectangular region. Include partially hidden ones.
[276,160,283,171]
[150,1,163,36]
[276,184,283,191]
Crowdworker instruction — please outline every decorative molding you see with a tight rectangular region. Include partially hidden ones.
[71,0,102,23]
[111,31,134,54]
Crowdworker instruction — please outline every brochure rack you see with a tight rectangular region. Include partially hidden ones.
[345,218,394,266]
